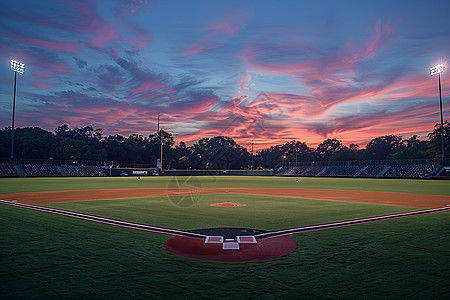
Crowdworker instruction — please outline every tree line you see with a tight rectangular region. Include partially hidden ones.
[0,122,448,169]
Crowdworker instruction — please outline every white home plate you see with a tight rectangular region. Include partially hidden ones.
[205,236,223,243]
[237,236,256,243]
[222,242,240,250]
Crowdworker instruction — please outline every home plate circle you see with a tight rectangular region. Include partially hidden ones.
[164,228,297,262]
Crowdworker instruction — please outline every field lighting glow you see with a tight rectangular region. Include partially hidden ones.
[430,64,444,75]
[10,60,25,74]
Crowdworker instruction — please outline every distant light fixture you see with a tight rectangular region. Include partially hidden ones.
[10,59,25,74]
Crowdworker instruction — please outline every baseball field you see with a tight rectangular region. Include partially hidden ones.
[1,176,449,299]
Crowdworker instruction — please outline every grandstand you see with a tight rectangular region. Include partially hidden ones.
[63,165,105,177]
[0,159,107,178]
[381,164,437,179]
[0,158,447,179]
[318,165,364,177]
[278,159,445,179]
[22,163,61,177]
[0,162,18,177]
[358,165,386,178]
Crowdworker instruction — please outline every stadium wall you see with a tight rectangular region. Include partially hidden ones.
[160,170,273,176]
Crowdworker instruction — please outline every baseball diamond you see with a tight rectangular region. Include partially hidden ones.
[1,176,449,299]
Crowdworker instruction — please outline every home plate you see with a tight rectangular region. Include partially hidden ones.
[237,236,256,243]
[205,236,223,243]
[222,242,240,250]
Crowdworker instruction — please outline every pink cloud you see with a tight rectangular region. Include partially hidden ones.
[129,26,152,50]
[182,10,249,57]
[34,70,55,79]
[69,1,120,49]
[241,20,395,114]
[30,80,54,90]
[90,25,119,48]
[237,73,252,90]
[130,79,167,95]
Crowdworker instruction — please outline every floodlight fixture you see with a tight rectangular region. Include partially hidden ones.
[430,63,446,161]
[10,59,25,74]
[430,64,444,76]
[9,59,25,163]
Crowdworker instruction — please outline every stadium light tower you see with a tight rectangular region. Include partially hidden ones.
[10,60,25,163]
[430,63,445,161]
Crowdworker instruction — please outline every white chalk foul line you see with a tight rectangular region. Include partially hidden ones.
[254,206,450,239]
[2,199,448,241]
[0,200,206,239]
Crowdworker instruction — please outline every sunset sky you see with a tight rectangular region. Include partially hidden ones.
[1,0,449,150]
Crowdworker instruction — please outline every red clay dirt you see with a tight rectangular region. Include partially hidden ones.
[1,187,449,208]
[164,235,297,262]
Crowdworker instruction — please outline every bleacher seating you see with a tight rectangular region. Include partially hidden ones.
[62,165,105,177]
[277,160,441,179]
[318,165,364,177]
[278,165,325,177]
[22,163,62,177]
[0,159,443,179]
[298,166,325,176]
[0,163,18,177]
[357,165,387,178]
[278,166,297,176]
[381,164,436,179]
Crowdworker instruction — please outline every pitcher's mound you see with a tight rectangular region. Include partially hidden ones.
[210,202,246,207]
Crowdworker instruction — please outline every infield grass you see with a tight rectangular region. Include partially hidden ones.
[1,176,449,299]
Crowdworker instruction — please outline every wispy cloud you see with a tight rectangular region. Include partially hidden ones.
[182,9,249,57]
[1,1,449,151]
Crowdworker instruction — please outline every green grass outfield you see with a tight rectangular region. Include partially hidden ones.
[1,176,449,299]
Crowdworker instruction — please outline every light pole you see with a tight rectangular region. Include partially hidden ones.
[160,127,164,171]
[10,60,25,164]
[251,142,254,170]
[430,64,445,162]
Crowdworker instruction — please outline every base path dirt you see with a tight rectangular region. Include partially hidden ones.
[1,187,449,208]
